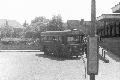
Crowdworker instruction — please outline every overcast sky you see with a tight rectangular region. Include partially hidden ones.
[0,0,120,24]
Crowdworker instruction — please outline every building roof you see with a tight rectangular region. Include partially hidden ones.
[97,14,120,21]
[112,2,120,13]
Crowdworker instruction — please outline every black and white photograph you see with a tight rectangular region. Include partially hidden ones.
[0,0,120,80]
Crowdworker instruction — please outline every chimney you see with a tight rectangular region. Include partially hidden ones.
[80,19,84,25]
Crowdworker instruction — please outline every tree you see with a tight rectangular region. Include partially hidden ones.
[30,16,49,32]
[23,20,29,27]
[0,20,13,38]
[47,15,64,31]
[22,16,49,38]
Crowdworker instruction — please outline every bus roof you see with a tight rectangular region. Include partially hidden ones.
[41,30,85,36]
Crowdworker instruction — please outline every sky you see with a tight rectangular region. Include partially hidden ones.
[0,0,120,24]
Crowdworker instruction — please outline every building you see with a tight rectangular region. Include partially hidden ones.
[67,20,81,30]
[97,3,120,38]
[67,20,92,35]
[112,2,120,13]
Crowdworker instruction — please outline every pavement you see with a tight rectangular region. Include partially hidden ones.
[98,38,120,79]
[93,47,120,80]
[99,37,120,57]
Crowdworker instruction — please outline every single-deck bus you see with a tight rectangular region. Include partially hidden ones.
[40,29,87,57]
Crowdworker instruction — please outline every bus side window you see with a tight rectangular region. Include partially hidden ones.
[73,36,79,42]
[52,36,55,40]
[41,36,47,41]
[49,36,53,41]
[52,36,59,41]
[48,36,51,40]
[46,36,49,40]
[58,36,62,42]
[48,36,53,41]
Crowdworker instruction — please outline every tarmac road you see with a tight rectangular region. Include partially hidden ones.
[0,51,86,80]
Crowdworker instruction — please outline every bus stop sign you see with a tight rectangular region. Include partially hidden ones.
[87,36,99,75]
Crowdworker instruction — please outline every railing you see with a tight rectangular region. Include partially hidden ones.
[99,46,109,63]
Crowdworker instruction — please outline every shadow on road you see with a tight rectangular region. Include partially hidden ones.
[35,54,82,61]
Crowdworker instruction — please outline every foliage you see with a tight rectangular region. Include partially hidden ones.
[0,25,13,38]
[0,15,64,39]
[0,20,24,38]
[47,15,64,31]
[30,16,49,32]
[22,16,49,38]
[23,20,29,27]
[0,27,24,38]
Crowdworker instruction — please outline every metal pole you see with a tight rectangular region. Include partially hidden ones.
[90,73,95,80]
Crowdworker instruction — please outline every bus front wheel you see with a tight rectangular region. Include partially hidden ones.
[43,46,49,55]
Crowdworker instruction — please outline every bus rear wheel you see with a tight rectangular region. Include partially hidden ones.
[43,46,49,55]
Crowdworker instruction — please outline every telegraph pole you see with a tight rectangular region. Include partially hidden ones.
[90,0,96,80]
[91,0,96,36]
[87,0,98,80]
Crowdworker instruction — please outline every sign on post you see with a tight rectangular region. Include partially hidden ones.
[87,36,99,75]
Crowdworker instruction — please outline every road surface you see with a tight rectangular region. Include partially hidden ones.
[0,51,86,80]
